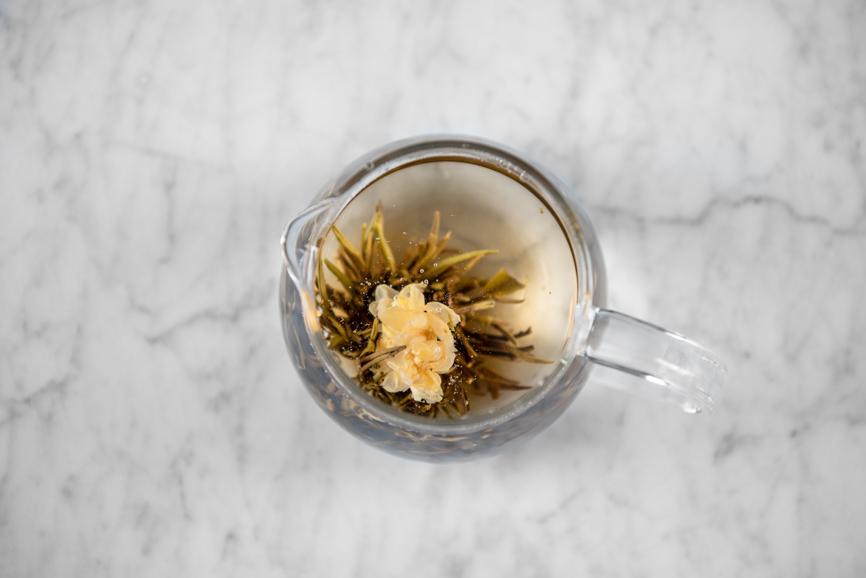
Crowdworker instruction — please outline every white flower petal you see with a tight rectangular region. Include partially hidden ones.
[381,371,406,393]
[369,284,398,317]
[395,283,426,311]
[425,302,461,327]
[410,371,443,403]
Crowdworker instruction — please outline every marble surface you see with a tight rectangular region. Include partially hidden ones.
[2,0,865,576]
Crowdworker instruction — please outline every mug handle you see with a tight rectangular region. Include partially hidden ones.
[584,309,725,413]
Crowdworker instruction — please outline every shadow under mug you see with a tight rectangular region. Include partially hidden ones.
[279,135,725,462]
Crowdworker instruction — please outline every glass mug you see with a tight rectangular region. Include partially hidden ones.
[279,135,724,461]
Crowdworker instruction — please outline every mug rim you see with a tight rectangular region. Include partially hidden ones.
[291,134,600,435]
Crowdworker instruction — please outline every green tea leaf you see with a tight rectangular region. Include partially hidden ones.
[372,205,397,274]
[325,259,353,292]
[423,249,496,278]
[332,226,365,272]
[482,268,525,297]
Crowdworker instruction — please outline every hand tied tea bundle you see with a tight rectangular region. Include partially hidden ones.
[315,204,547,418]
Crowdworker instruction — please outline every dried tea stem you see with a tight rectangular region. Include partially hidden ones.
[358,345,406,373]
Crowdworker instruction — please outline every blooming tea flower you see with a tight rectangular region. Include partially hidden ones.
[368,284,461,403]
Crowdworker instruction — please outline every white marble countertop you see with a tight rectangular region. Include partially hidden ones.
[2,0,865,576]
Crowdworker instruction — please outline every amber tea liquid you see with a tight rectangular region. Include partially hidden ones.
[322,160,579,416]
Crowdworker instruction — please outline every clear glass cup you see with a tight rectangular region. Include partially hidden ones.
[279,135,725,461]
